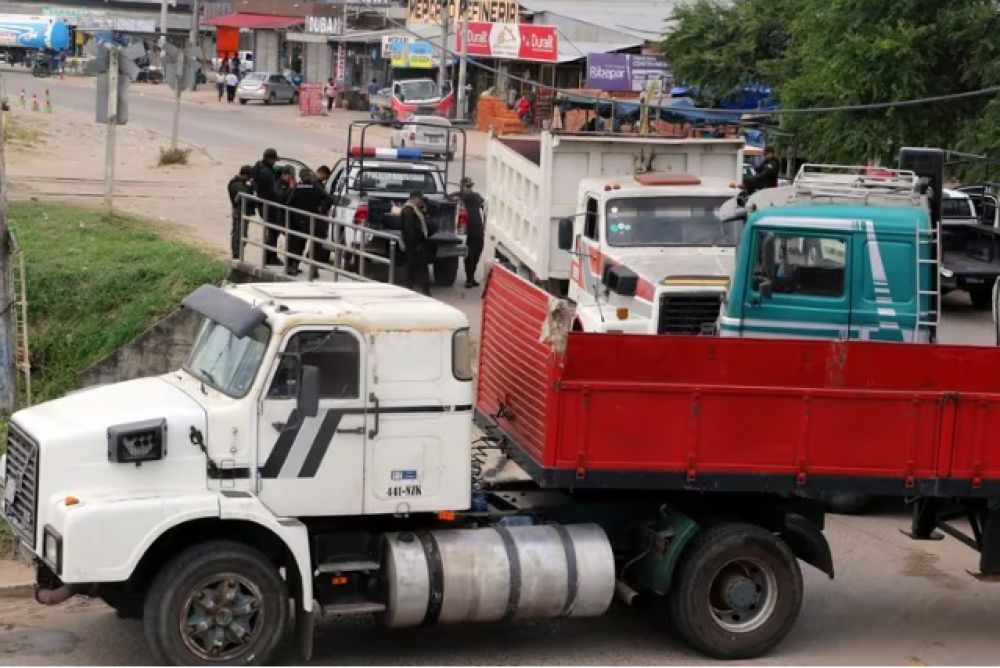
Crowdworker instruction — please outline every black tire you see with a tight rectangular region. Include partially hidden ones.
[239,99,247,105]
[143,540,288,666]
[290,92,299,105]
[445,151,455,161]
[265,93,275,105]
[666,522,802,660]
[970,286,992,310]
[827,493,873,515]
[433,257,460,286]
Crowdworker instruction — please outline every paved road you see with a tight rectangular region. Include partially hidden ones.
[1,69,487,186]
[2,510,1000,666]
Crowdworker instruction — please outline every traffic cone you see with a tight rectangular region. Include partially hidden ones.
[44,89,52,113]
[18,90,24,108]
[31,94,38,112]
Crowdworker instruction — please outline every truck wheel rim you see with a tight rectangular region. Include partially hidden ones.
[707,557,777,633]
[179,573,264,661]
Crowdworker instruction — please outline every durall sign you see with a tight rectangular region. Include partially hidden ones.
[460,21,558,62]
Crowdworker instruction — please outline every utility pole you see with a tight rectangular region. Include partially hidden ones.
[456,0,468,121]
[168,0,198,151]
[438,0,450,94]
[0,73,15,410]
[160,0,169,35]
[105,47,119,213]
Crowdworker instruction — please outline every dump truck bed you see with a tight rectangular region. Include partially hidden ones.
[476,264,1000,498]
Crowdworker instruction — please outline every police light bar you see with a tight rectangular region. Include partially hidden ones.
[349,147,423,160]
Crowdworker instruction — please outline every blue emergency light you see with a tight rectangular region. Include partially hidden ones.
[349,147,423,160]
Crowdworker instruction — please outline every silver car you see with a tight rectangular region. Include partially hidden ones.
[237,72,298,105]
[390,114,458,159]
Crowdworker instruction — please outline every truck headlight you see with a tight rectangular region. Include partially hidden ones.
[107,418,166,464]
[43,525,62,573]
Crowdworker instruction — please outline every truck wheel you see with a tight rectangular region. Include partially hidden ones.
[970,286,992,310]
[433,257,460,286]
[143,541,288,665]
[666,522,802,660]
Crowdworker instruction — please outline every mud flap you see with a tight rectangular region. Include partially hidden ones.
[781,514,834,578]
[296,601,315,662]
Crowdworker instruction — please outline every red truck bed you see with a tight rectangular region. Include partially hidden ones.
[476,265,1000,498]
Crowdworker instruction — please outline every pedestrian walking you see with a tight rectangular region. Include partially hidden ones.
[456,177,485,288]
[225,71,239,103]
[367,78,380,118]
[252,148,282,265]
[227,165,254,259]
[401,191,432,296]
[230,55,240,78]
[325,78,337,112]
[215,68,226,102]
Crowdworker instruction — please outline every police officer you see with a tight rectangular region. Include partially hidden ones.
[252,148,281,265]
[286,168,336,278]
[401,191,431,296]
[744,146,780,194]
[456,177,485,288]
[227,164,253,259]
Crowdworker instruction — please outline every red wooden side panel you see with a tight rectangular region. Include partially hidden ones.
[556,333,1000,484]
[476,265,560,467]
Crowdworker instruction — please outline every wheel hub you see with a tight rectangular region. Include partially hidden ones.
[720,574,758,610]
[180,574,263,661]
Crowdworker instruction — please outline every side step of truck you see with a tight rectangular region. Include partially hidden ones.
[322,601,387,615]
[316,559,380,574]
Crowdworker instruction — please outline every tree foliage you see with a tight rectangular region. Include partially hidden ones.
[661,0,1000,178]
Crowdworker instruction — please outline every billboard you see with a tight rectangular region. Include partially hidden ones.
[382,36,438,69]
[460,22,558,63]
[586,53,671,92]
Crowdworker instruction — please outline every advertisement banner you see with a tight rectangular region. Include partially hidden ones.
[586,53,671,92]
[460,22,558,63]
[383,36,437,69]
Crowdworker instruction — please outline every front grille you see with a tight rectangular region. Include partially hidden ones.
[657,294,723,335]
[3,423,38,545]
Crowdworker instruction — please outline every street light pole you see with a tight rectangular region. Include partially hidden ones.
[105,47,119,213]
[438,0,450,95]
[456,0,468,121]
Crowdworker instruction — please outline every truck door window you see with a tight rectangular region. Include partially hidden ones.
[268,331,360,399]
[755,232,846,297]
[584,198,598,240]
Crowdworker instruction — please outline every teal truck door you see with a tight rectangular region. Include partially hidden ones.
[739,228,851,338]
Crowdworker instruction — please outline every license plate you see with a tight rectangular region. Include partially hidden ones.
[424,133,443,141]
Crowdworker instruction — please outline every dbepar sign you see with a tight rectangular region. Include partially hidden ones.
[586,53,671,92]
[409,0,519,24]
[460,22,558,62]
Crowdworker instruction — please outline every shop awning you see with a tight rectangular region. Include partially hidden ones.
[202,13,305,30]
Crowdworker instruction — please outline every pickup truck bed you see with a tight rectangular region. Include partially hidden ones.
[476,264,1000,498]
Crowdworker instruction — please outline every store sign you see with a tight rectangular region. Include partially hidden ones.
[382,36,438,69]
[305,15,343,36]
[408,0,519,24]
[585,53,671,92]
[460,22,558,62]
[336,43,347,82]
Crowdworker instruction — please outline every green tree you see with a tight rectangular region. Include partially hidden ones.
[660,0,796,103]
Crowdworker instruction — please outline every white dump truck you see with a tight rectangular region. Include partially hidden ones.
[487,132,743,333]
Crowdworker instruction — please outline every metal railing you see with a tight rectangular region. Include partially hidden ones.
[236,193,398,283]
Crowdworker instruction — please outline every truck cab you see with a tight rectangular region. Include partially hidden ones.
[720,164,938,342]
[559,173,740,334]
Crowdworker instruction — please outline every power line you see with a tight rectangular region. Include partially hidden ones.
[386,18,1000,118]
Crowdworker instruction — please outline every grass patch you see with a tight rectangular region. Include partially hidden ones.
[4,115,42,148]
[158,146,191,166]
[11,201,228,402]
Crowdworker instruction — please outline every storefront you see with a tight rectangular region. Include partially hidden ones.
[203,13,305,72]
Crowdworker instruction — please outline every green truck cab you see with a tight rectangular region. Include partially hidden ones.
[719,160,940,343]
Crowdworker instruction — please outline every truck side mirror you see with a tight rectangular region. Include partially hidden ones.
[557,217,574,250]
[298,365,320,419]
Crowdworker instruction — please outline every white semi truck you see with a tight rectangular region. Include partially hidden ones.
[487,132,743,334]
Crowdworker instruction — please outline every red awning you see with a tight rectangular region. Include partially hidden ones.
[202,13,304,29]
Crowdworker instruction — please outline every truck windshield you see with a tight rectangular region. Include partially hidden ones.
[606,197,738,247]
[184,318,270,398]
[399,80,438,100]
